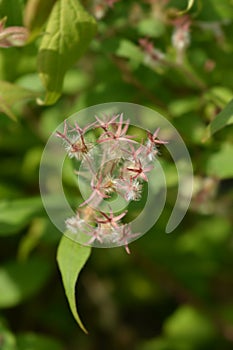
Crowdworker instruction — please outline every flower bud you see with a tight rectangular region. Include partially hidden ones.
[0,18,28,48]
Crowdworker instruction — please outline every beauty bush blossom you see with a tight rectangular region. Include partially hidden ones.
[114,178,143,202]
[56,120,94,160]
[96,208,127,228]
[97,113,136,145]
[57,113,166,253]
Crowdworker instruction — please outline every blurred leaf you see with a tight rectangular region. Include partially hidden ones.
[16,73,44,93]
[210,86,233,106]
[18,218,46,261]
[0,256,51,308]
[199,0,233,21]
[138,337,173,350]
[0,318,17,350]
[168,97,200,117]
[206,143,233,179]
[63,69,90,94]
[0,45,37,82]
[176,217,231,259]
[21,146,43,183]
[164,305,215,346]
[57,235,91,333]
[0,197,43,236]
[0,81,38,120]
[204,99,233,140]
[24,0,56,37]
[37,0,97,105]
[17,333,63,350]
[137,18,165,38]
[116,40,143,69]
[173,114,205,144]
[0,0,23,26]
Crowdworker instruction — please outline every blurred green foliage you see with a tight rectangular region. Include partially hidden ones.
[0,0,233,349]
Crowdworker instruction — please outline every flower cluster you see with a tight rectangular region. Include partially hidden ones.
[57,114,166,253]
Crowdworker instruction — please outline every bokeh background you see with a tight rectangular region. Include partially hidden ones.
[0,0,233,349]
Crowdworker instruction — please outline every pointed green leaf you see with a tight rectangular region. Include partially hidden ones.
[57,235,91,333]
[0,81,38,120]
[203,99,233,140]
[37,0,97,105]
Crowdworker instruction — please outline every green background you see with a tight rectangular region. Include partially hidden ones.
[0,0,233,349]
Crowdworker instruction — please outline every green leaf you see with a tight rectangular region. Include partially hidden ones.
[116,39,144,69]
[37,0,97,105]
[18,218,46,261]
[0,256,51,308]
[164,305,215,345]
[24,0,56,38]
[0,318,17,350]
[168,97,200,117]
[199,0,233,21]
[205,143,233,179]
[0,0,23,26]
[57,235,91,333]
[0,197,43,236]
[0,81,38,120]
[17,333,63,350]
[137,18,165,38]
[203,99,233,140]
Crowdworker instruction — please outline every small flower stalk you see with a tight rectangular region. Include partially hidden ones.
[57,113,166,253]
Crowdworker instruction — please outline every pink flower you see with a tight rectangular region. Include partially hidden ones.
[97,113,136,144]
[117,224,140,254]
[65,212,86,233]
[56,121,93,160]
[126,159,154,182]
[96,208,127,228]
[147,128,168,146]
[85,226,103,245]
[95,114,120,132]
[122,143,144,161]
[70,120,97,135]
[79,174,111,207]
[115,178,142,201]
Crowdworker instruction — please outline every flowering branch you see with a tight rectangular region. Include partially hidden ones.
[57,113,167,252]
